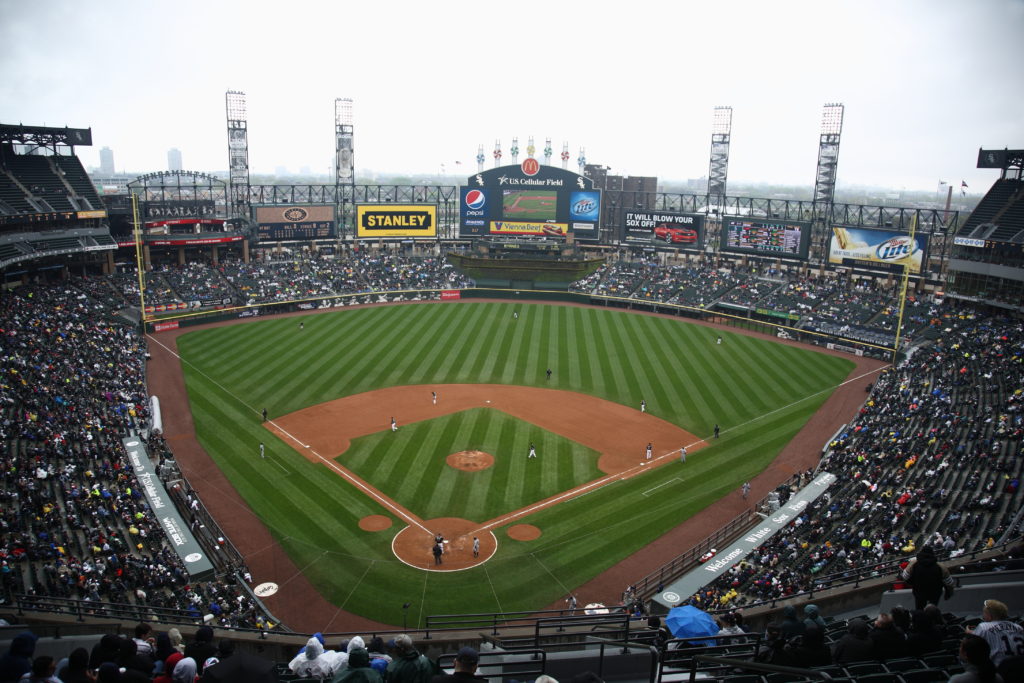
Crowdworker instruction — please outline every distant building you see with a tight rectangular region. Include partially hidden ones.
[99,147,115,175]
[168,148,183,171]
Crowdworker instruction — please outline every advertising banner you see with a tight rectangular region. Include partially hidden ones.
[255,205,335,241]
[440,290,461,300]
[623,211,704,245]
[460,163,598,238]
[490,220,568,236]
[356,204,437,238]
[828,226,928,273]
[144,200,216,219]
[122,437,214,580]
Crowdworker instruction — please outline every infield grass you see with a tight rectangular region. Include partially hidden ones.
[346,408,603,521]
[176,302,855,625]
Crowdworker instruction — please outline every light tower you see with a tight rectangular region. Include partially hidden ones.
[225,90,250,218]
[561,142,570,170]
[334,98,354,239]
[543,138,552,166]
[476,144,485,173]
[707,106,732,204]
[493,140,502,168]
[510,137,519,166]
[811,103,845,262]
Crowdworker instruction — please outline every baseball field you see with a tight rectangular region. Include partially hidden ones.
[170,302,856,627]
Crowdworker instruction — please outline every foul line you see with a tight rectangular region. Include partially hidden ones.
[147,332,430,537]
[470,364,888,536]
[642,477,683,497]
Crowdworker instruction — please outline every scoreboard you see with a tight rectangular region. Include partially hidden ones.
[720,218,810,259]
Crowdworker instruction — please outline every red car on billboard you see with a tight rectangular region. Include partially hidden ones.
[654,224,698,244]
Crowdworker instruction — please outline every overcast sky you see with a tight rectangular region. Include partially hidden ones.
[1,0,1021,191]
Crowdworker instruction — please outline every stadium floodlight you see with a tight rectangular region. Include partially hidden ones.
[335,98,354,126]
[711,106,733,135]
[820,103,844,136]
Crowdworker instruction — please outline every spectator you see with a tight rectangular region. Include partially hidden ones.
[0,631,37,682]
[906,609,945,657]
[783,625,832,668]
[969,599,1024,669]
[754,623,787,665]
[168,628,186,654]
[901,545,955,609]
[949,634,1002,683]
[89,634,121,670]
[289,635,344,679]
[871,612,908,661]
[185,626,217,675]
[803,604,827,631]
[386,634,436,683]
[154,653,185,683]
[133,623,155,657]
[198,642,277,683]
[780,605,805,641]
[56,647,92,683]
[172,656,198,683]
[116,637,154,679]
[832,618,874,664]
[716,612,745,636]
[24,655,60,683]
[429,647,485,683]
[334,647,383,683]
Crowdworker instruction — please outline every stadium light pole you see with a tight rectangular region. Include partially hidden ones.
[131,193,148,327]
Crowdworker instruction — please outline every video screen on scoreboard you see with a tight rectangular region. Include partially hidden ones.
[720,218,810,259]
[502,190,557,222]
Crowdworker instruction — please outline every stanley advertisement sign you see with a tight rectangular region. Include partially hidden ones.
[356,204,437,238]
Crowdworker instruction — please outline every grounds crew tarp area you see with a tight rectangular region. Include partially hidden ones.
[652,472,837,610]
[123,436,216,580]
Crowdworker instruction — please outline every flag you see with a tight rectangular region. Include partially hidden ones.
[454,160,462,165]
[961,180,968,196]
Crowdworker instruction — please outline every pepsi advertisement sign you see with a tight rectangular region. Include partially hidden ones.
[460,164,599,239]
[460,188,490,237]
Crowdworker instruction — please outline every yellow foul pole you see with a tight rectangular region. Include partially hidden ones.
[892,213,918,363]
[131,193,148,326]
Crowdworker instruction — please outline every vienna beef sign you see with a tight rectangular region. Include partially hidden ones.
[356,204,437,238]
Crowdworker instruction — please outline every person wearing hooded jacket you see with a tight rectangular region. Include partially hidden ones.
[901,545,955,610]
[289,635,345,679]
[333,648,382,683]
[802,604,827,632]
[832,618,875,664]
[0,631,37,682]
[184,626,217,676]
[779,606,805,641]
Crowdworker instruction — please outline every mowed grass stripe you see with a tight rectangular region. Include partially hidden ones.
[177,302,855,623]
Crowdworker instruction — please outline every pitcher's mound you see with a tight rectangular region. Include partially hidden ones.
[508,524,541,541]
[447,450,495,471]
[358,515,393,532]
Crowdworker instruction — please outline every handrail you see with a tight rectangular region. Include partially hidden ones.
[687,653,836,681]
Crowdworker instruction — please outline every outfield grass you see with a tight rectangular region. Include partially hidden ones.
[176,302,855,625]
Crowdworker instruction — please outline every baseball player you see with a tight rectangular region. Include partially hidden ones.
[640,399,646,413]
[645,442,653,463]
[742,482,751,499]
[432,391,437,405]
[259,442,265,459]
[528,442,537,458]
[680,447,687,464]
[472,536,480,558]
[391,417,397,432]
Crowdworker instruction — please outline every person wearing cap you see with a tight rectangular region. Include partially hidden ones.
[968,599,1024,668]
[386,634,437,683]
[430,647,486,683]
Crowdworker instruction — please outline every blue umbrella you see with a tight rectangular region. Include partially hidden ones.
[665,605,719,645]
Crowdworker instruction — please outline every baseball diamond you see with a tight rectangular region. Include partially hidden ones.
[150,300,877,630]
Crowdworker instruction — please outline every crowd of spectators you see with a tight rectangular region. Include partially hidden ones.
[0,282,264,629]
[685,311,1024,610]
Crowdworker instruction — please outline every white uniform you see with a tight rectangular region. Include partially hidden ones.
[973,619,1024,666]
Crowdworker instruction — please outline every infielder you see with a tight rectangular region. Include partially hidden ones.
[528,442,537,458]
